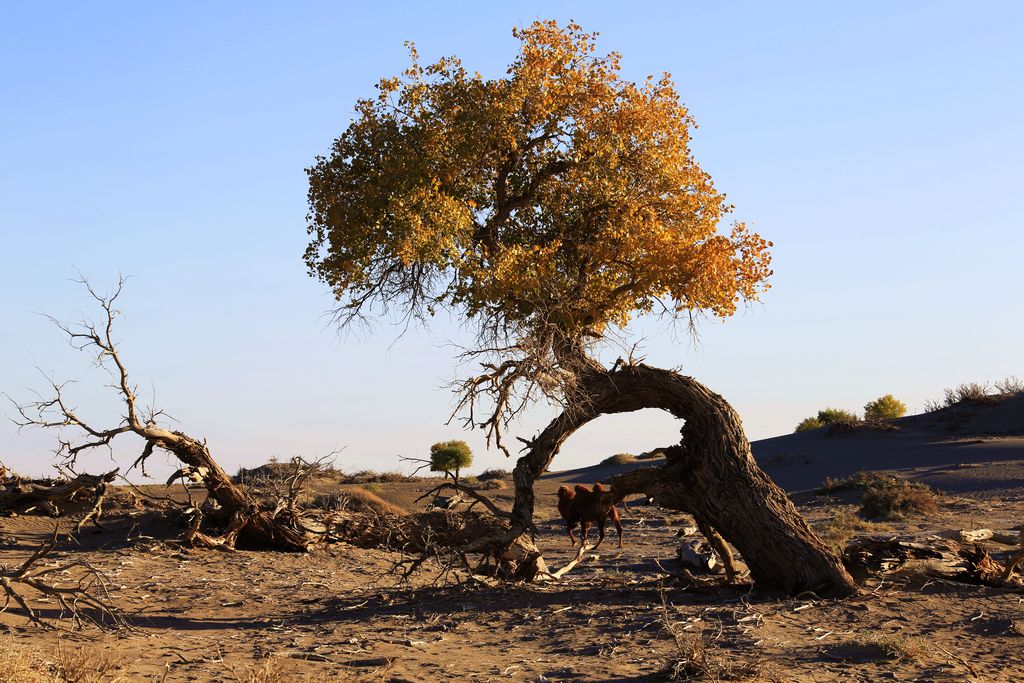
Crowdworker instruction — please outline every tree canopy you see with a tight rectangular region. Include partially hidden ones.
[429,440,473,482]
[305,20,772,451]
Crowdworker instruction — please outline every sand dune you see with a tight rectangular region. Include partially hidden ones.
[545,393,1024,498]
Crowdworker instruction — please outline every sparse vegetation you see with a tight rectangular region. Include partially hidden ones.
[601,453,637,466]
[863,394,907,422]
[794,407,860,433]
[925,376,1024,411]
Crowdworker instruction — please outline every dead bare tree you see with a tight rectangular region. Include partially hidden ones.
[0,528,126,629]
[8,276,315,551]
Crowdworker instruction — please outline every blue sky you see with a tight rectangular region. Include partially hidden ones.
[1,1,1021,478]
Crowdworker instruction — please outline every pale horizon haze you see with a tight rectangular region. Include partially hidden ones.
[1,2,1021,479]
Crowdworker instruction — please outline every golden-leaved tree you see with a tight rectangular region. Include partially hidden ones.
[306,21,855,595]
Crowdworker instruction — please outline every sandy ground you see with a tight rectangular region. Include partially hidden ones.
[2,396,1023,681]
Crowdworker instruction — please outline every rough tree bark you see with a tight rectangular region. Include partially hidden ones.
[505,362,857,597]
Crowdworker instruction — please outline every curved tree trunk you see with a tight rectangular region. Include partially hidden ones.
[507,363,857,597]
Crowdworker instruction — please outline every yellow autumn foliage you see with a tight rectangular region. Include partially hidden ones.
[305,20,771,343]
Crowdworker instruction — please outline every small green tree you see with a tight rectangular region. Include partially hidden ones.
[863,394,907,422]
[429,440,473,484]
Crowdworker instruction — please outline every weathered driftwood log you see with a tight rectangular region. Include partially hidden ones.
[843,535,1023,587]
[496,363,856,597]
[678,538,721,574]
[0,470,118,517]
[938,528,1023,546]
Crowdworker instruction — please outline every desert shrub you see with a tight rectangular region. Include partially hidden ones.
[361,482,384,495]
[429,440,473,482]
[795,408,860,434]
[795,417,824,433]
[601,453,636,466]
[860,480,938,520]
[926,377,1023,412]
[995,375,1024,395]
[946,382,989,405]
[816,407,859,424]
[636,449,666,460]
[863,394,907,422]
[460,475,480,486]
[477,468,510,481]
[479,478,507,490]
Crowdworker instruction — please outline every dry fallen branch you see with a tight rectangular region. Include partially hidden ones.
[8,276,317,551]
[0,529,126,629]
[0,469,118,519]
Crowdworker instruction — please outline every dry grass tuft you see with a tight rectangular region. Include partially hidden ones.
[0,637,130,683]
[845,633,925,661]
[228,657,300,683]
[478,478,507,490]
